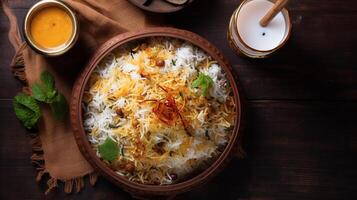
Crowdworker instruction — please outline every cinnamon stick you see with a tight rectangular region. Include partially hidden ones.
[260,0,289,27]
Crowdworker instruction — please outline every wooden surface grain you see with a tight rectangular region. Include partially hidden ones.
[1,0,357,199]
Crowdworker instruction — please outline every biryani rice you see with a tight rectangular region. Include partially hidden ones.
[83,37,236,185]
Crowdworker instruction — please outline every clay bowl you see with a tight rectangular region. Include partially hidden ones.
[70,27,244,198]
[128,0,194,13]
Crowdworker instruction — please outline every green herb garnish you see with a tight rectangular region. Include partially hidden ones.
[192,72,213,96]
[98,138,119,161]
[49,93,68,120]
[13,93,41,129]
[40,71,55,94]
[31,71,68,120]
[13,71,69,129]
[171,59,177,66]
[32,71,57,104]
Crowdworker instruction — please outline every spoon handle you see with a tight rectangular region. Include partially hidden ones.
[260,0,289,27]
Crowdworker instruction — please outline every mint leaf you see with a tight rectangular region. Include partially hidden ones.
[98,138,119,161]
[41,71,55,93]
[13,93,41,129]
[32,71,57,103]
[50,94,68,121]
[13,71,69,129]
[192,73,214,96]
[46,90,57,101]
[32,83,47,102]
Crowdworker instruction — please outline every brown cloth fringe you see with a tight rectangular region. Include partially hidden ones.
[2,0,244,196]
[2,0,154,195]
[30,133,99,194]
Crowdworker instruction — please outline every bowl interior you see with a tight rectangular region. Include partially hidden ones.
[71,28,243,196]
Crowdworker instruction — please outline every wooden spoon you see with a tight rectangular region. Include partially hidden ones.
[260,0,289,27]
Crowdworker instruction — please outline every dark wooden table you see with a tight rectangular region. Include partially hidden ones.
[1,0,357,199]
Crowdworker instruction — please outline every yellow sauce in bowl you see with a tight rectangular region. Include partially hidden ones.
[30,6,73,49]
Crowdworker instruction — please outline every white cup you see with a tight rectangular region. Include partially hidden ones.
[227,0,292,58]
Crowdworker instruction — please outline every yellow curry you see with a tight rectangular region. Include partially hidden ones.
[30,6,73,49]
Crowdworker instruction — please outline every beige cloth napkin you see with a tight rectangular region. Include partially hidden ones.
[2,0,159,194]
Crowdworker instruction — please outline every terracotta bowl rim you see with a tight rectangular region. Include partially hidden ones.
[70,27,244,196]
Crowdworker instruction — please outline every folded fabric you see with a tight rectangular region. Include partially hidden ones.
[2,0,160,194]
